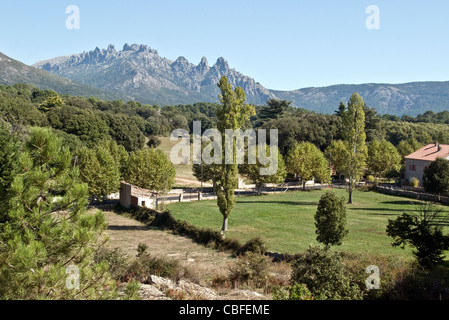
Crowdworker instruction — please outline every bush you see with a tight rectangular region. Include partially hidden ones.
[235,237,267,256]
[342,251,449,300]
[410,177,420,188]
[228,252,271,288]
[124,243,183,283]
[272,283,314,300]
[94,247,130,281]
[291,246,362,300]
[147,136,161,148]
[366,175,375,183]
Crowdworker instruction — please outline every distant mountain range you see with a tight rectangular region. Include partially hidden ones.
[33,44,275,107]
[1,44,449,116]
[0,52,127,101]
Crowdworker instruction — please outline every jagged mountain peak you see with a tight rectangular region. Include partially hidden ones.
[33,44,275,106]
[196,56,209,75]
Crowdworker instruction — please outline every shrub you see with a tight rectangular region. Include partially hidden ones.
[272,283,314,300]
[342,251,449,300]
[94,247,130,281]
[291,246,362,300]
[122,280,142,300]
[147,136,161,148]
[366,175,375,183]
[124,243,183,283]
[410,177,420,188]
[235,237,267,256]
[228,252,271,288]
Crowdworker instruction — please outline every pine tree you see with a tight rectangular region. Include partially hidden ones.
[0,123,20,223]
[0,127,115,299]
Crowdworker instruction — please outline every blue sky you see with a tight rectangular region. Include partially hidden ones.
[1,0,449,90]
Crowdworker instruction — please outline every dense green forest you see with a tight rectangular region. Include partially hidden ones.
[2,83,449,159]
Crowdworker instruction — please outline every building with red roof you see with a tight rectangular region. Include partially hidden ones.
[404,143,449,186]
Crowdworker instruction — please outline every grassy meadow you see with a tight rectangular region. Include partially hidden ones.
[167,188,449,260]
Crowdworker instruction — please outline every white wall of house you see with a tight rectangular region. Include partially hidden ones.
[405,159,431,186]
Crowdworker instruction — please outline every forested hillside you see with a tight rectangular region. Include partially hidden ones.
[2,83,449,157]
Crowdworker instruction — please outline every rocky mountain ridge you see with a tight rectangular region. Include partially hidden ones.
[2,43,449,116]
[34,43,275,106]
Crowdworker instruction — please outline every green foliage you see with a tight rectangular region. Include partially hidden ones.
[422,158,449,196]
[367,139,402,179]
[215,76,256,232]
[285,142,331,188]
[290,246,362,300]
[0,123,20,221]
[315,191,349,249]
[0,127,115,299]
[124,148,176,193]
[77,145,121,198]
[94,247,130,281]
[258,99,290,121]
[103,114,145,152]
[102,139,129,179]
[38,94,64,112]
[126,245,183,283]
[397,138,423,160]
[386,203,449,267]
[261,112,342,156]
[122,280,142,300]
[235,237,267,256]
[147,135,162,148]
[272,283,314,300]
[238,145,287,191]
[325,139,349,177]
[410,177,420,188]
[48,104,110,147]
[340,92,367,204]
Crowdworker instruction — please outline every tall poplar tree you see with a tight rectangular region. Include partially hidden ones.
[341,93,367,204]
[215,76,255,232]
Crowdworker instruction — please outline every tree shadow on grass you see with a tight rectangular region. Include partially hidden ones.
[349,207,420,216]
[380,200,425,206]
[237,200,319,206]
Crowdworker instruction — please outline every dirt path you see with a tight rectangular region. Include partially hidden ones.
[100,207,234,285]
[175,177,212,187]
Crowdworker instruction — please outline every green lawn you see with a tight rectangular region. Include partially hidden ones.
[167,188,449,259]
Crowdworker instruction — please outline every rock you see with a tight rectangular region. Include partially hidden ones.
[139,284,170,300]
[149,275,218,300]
